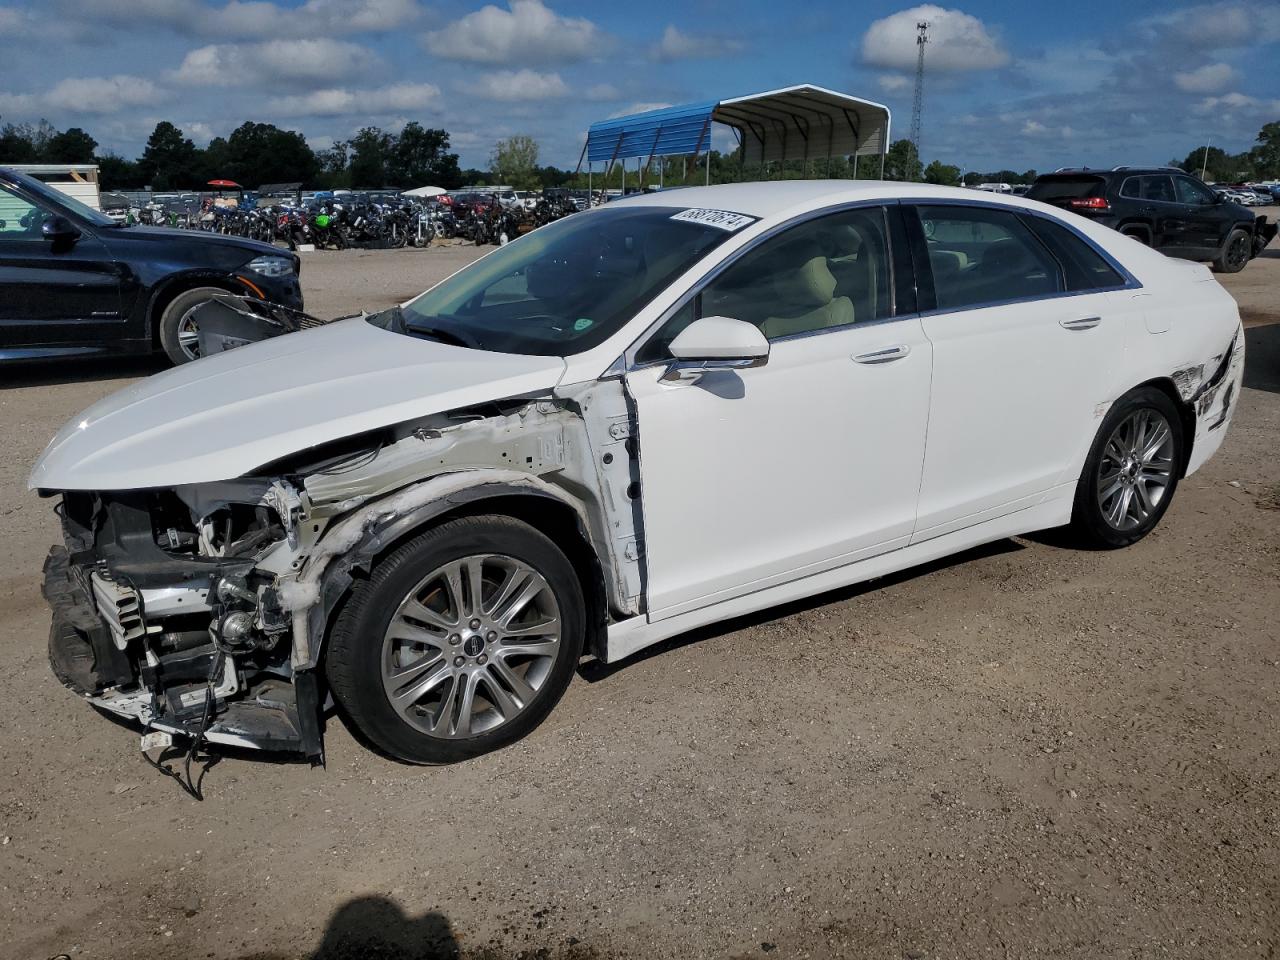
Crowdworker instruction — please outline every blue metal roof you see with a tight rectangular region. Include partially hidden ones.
[584,86,891,169]
[586,101,719,164]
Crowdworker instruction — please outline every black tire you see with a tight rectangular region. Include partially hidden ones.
[158,285,226,365]
[1068,386,1185,548]
[1212,227,1251,274]
[1120,226,1151,246]
[325,515,585,764]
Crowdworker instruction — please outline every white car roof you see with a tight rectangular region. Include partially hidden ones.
[611,179,1040,223]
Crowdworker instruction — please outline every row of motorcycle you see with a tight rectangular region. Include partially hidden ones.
[131,193,582,249]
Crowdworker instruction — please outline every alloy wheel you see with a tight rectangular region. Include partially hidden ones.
[1226,233,1249,270]
[380,554,562,739]
[176,309,201,361]
[1096,408,1176,531]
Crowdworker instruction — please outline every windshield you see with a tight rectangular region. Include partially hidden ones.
[13,172,117,227]
[386,206,742,356]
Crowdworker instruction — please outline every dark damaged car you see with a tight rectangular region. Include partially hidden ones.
[0,167,303,364]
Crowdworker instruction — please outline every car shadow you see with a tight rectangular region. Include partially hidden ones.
[1244,322,1280,394]
[0,354,167,389]
[579,537,1024,682]
[236,896,461,959]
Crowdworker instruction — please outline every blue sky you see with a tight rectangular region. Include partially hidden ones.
[0,0,1277,173]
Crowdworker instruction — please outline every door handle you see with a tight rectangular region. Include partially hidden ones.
[1060,316,1101,331]
[853,344,910,364]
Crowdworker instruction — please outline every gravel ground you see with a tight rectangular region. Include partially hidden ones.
[1,233,1278,960]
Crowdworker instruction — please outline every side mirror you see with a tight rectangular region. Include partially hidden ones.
[42,214,81,242]
[663,315,769,382]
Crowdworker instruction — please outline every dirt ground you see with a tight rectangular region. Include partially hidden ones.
[1,232,1278,960]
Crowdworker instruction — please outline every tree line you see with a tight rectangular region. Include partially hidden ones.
[1,116,1276,193]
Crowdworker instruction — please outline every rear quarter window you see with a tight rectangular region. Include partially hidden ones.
[1023,215,1126,291]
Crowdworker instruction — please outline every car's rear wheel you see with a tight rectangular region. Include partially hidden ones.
[158,286,226,364]
[1213,228,1251,273]
[325,516,585,764]
[1069,387,1184,548]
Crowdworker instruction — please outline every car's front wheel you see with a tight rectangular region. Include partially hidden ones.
[325,516,585,764]
[1213,228,1251,273]
[158,286,226,364]
[1069,387,1185,548]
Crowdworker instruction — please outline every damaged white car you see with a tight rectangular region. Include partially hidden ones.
[31,182,1245,765]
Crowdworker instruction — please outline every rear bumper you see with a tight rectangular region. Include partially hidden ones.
[1185,325,1245,477]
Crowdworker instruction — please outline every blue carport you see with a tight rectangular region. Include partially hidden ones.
[580,84,891,190]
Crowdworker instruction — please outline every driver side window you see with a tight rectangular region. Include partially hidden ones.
[636,206,893,363]
[1174,176,1215,206]
[0,184,41,239]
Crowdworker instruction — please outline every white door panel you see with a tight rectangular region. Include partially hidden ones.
[628,319,932,619]
[914,291,1123,540]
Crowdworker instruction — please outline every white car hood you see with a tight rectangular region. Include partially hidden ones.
[30,317,567,491]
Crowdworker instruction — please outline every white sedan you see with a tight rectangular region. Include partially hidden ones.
[31,182,1244,767]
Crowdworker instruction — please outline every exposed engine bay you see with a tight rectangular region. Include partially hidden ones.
[41,382,644,762]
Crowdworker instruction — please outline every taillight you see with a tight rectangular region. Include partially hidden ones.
[1068,196,1110,210]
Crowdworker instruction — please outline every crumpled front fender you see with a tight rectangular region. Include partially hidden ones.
[278,470,596,670]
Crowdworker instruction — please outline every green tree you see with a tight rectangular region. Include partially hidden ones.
[923,160,961,185]
[883,139,923,181]
[215,121,318,187]
[489,135,540,189]
[0,121,39,163]
[138,121,201,190]
[97,151,142,190]
[388,122,462,189]
[349,127,393,188]
[1250,122,1280,178]
[44,127,98,163]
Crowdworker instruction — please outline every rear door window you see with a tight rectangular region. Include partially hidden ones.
[913,205,1062,311]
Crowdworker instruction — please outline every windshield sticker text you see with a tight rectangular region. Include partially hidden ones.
[670,208,757,232]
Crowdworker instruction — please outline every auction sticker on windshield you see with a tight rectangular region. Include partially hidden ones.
[670,208,757,231]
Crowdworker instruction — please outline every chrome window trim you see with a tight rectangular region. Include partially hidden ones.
[623,199,907,371]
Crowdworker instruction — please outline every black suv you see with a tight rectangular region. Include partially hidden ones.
[1026,167,1276,273]
[0,167,303,365]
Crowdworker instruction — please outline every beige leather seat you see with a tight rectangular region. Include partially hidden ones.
[757,255,854,339]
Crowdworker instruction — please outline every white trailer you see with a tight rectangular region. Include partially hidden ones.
[8,164,102,209]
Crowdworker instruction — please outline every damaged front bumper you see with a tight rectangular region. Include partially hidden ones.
[42,484,324,758]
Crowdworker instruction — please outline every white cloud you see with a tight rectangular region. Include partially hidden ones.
[1,75,166,115]
[61,0,423,37]
[861,5,1009,72]
[1173,63,1238,94]
[649,25,743,61]
[174,39,372,87]
[268,82,441,116]
[877,74,912,93]
[607,102,671,119]
[1192,91,1280,116]
[423,0,605,65]
[465,69,569,102]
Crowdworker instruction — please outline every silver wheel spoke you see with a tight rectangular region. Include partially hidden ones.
[1141,421,1170,461]
[487,657,537,707]
[400,597,458,632]
[494,576,544,627]
[463,556,486,618]
[389,658,450,715]
[453,671,481,737]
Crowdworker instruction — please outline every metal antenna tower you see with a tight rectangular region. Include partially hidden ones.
[909,20,929,160]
